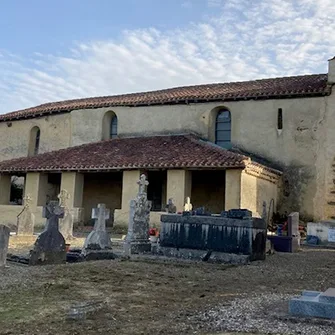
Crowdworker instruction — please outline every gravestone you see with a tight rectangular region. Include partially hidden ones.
[166,198,177,214]
[82,204,114,259]
[288,212,300,252]
[17,194,35,236]
[290,288,335,319]
[29,201,66,265]
[124,174,152,255]
[58,189,74,240]
[0,225,10,267]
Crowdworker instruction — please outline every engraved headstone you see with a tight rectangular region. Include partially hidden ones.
[0,225,10,267]
[82,204,113,259]
[29,201,66,265]
[58,189,74,240]
[124,174,152,255]
[17,194,35,236]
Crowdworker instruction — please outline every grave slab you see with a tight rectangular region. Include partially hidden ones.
[289,289,335,319]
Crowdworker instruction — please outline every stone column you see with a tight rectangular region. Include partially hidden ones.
[0,174,11,205]
[225,169,242,210]
[166,170,192,212]
[60,172,84,208]
[60,172,84,225]
[121,170,141,209]
[25,172,42,208]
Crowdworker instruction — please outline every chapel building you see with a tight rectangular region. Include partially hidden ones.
[1,58,335,228]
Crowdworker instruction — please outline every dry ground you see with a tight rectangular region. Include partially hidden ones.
[1,237,335,335]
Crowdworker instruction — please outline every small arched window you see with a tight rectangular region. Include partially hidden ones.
[215,109,231,149]
[28,126,41,156]
[102,111,118,140]
[110,115,118,139]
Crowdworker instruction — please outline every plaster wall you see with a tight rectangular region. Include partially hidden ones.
[191,170,225,213]
[0,113,71,161]
[82,172,122,223]
[0,92,333,220]
[240,172,278,219]
[225,169,242,210]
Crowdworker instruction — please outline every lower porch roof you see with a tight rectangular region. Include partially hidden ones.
[0,134,281,176]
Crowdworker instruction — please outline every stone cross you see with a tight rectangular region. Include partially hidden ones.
[30,201,66,265]
[91,203,110,231]
[184,197,193,212]
[43,201,64,231]
[23,194,33,208]
[82,203,112,253]
[137,174,149,195]
[58,189,70,209]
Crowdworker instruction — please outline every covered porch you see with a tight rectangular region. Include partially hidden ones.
[0,134,282,229]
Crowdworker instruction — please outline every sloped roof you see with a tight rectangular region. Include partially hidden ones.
[0,134,252,173]
[0,74,330,122]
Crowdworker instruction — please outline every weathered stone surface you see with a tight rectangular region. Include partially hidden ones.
[0,225,10,267]
[124,174,152,255]
[287,212,300,252]
[289,289,335,319]
[159,214,266,261]
[29,201,66,266]
[58,189,74,240]
[82,204,112,257]
[17,194,35,236]
[59,210,74,240]
[165,198,177,214]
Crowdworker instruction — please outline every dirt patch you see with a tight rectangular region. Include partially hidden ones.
[1,243,335,334]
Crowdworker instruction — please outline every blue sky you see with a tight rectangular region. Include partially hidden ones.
[1,0,335,114]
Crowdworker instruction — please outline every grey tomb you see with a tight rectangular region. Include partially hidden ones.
[82,203,114,259]
[0,225,10,267]
[289,288,335,319]
[124,174,152,255]
[29,201,66,265]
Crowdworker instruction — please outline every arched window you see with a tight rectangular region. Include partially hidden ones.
[28,126,41,156]
[110,115,118,139]
[102,111,118,140]
[215,109,231,149]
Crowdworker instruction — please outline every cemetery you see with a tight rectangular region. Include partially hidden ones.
[0,174,335,335]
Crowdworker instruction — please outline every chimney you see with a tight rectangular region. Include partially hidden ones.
[328,57,335,84]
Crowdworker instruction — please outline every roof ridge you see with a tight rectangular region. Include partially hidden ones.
[0,73,329,122]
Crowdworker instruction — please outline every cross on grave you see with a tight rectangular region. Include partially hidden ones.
[91,203,110,231]
[58,189,70,208]
[184,197,193,212]
[23,194,33,208]
[137,174,149,194]
[43,201,65,231]
[30,200,66,265]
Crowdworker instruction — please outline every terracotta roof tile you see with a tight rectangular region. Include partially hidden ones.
[0,74,330,122]
[0,134,251,172]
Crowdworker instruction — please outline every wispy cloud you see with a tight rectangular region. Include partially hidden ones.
[1,0,335,114]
